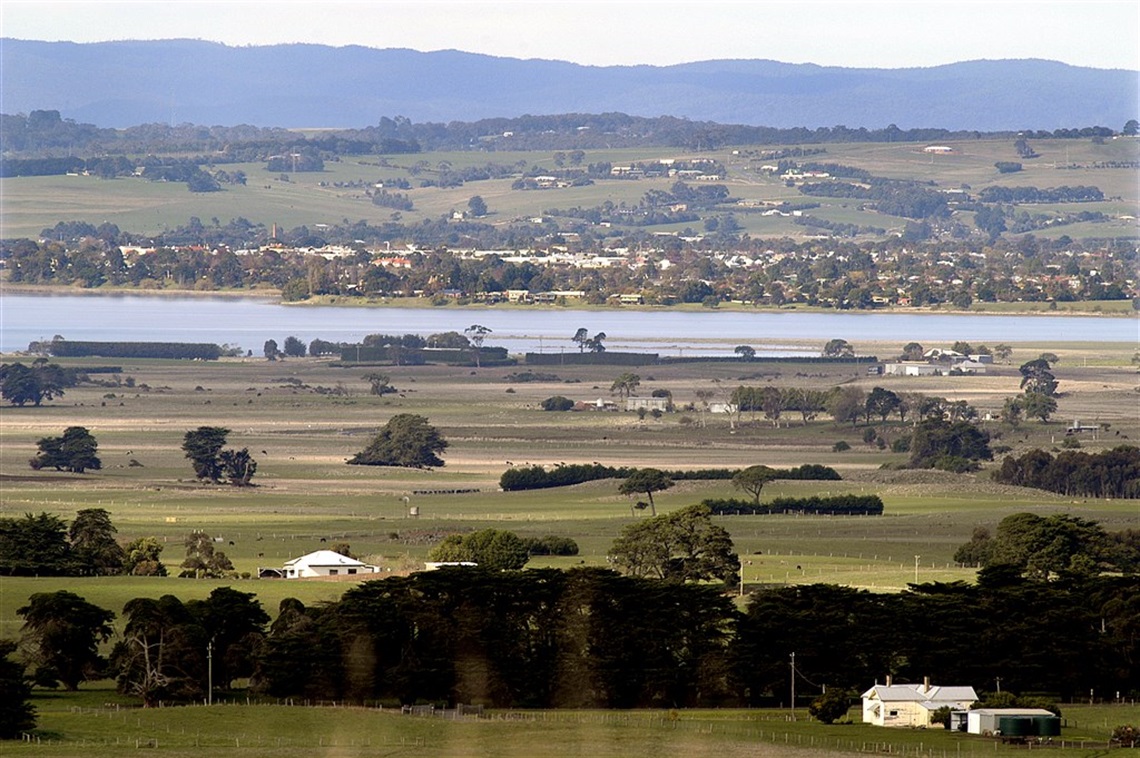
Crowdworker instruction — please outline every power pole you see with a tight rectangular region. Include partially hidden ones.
[207,638,214,706]
[790,652,796,720]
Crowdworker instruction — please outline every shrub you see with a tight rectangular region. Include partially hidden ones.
[832,441,851,452]
[540,395,575,411]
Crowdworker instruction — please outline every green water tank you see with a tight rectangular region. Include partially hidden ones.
[997,716,1031,737]
[1032,716,1061,737]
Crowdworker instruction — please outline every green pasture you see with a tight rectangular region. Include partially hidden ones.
[6,690,1138,758]
[1,138,1136,239]
[1,344,1137,651]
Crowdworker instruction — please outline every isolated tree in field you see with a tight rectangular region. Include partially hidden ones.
[822,338,854,358]
[18,590,115,690]
[29,426,101,473]
[182,426,231,482]
[992,343,1013,363]
[348,413,448,468]
[465,324,491,368]
[618,468,673,517]
[610,372,641,401]
[733,465,777,505]
[0,639,36,737]
[179,530,234,578]
[1019,358,1059,396]
[1,360,67,406]
[68,508,125,576]
[540,395,575,411]
[1124,119,1140,137]
[467,195,488,217]
[282,335,306,358]
[263,339,279,361]
[609,504,739,585]
[428,528,530,570]
[218,447,258,486]
[363,372,396,396]
[586,331,607,352]
[734,345,756,361]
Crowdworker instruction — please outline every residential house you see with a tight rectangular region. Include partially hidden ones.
[278,549,379,579]
[862,678,977,727]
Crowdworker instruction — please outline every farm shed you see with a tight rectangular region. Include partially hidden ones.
[962,708,1060,736]
[280,550,379,578]
[862,678,977,727]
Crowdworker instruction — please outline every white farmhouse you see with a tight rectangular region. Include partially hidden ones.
[862,678,977,727]
[281,550,379,579]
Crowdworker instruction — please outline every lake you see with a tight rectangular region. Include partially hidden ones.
[1,293,1136,356]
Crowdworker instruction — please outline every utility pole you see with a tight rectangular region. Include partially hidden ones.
[207,638,214,706]
[914,555,921,584]
[790,652,796,720]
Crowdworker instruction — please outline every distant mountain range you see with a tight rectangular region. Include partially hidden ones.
[2,39,1135,131]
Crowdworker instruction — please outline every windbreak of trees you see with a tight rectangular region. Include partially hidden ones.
[994,446,1140,499]
[499,463,840,492]
[977,185,1105,204]
[701,494,884,516]
[43,340,223,360]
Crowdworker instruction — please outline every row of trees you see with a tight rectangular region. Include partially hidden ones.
[9,563,1133,715]
[993,446,1140,499]
[0,510,161,577]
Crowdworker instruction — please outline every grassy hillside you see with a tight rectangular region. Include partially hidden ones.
[2,138,1136,240]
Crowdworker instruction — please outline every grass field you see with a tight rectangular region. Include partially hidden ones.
[1,137,1136,240]
[5,688,1138,758]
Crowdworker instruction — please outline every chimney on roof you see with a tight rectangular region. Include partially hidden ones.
[923,676,931,693]
[886,674,892,687]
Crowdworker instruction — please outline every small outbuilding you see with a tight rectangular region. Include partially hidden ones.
[280,549,379,579]
[862,678,978,727]
[961,708,1060,737]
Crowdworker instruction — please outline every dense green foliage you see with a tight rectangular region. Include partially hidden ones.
[110,587,268,705]
[0,640,36,738]
[907,419,992,471]
[17,590,115,690]
[954,512,1140,577]
[46,340,223,360]
[0,513,72,576]
[0,509,161,577]
[994,445,1140,498]
[29,426,101,473]
[253,567,737,708]
[348,414,448,468]
[242,568,1140,707]
[0,360,70,406]
[609,505,740,585]
[427,528,530,570]
[499,462,840,492]
[701,494,885,516]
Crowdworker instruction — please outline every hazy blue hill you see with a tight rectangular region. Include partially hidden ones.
[1,39,1134,130]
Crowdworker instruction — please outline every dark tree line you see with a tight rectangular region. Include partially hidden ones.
[994,446,1140,499]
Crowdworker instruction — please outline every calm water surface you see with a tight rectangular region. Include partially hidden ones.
[1,293,1135,356]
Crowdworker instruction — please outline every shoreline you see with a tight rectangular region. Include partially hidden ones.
[1,283,1135,319]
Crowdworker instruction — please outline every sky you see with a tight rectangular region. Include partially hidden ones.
[2,0,1138,71]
